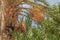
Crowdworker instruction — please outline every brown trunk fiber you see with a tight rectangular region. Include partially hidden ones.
[0,0,20,40]
[0,0,12,40]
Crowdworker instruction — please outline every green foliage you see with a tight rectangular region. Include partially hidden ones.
[11,1,60,40]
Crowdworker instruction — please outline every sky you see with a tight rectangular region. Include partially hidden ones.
[32,0,60,27]
[46,0,60,5]
[19,0,60,27]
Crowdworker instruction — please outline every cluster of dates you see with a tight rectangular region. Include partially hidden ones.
[29,6,45,23]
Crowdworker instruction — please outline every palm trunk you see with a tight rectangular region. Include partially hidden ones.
[0,0,12,40]
[0,0,20,40]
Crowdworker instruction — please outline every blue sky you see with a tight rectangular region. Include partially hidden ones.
[32,0,60,27]
[46,0,60,5]
[19,0,60,27]
[30,0,60,6]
